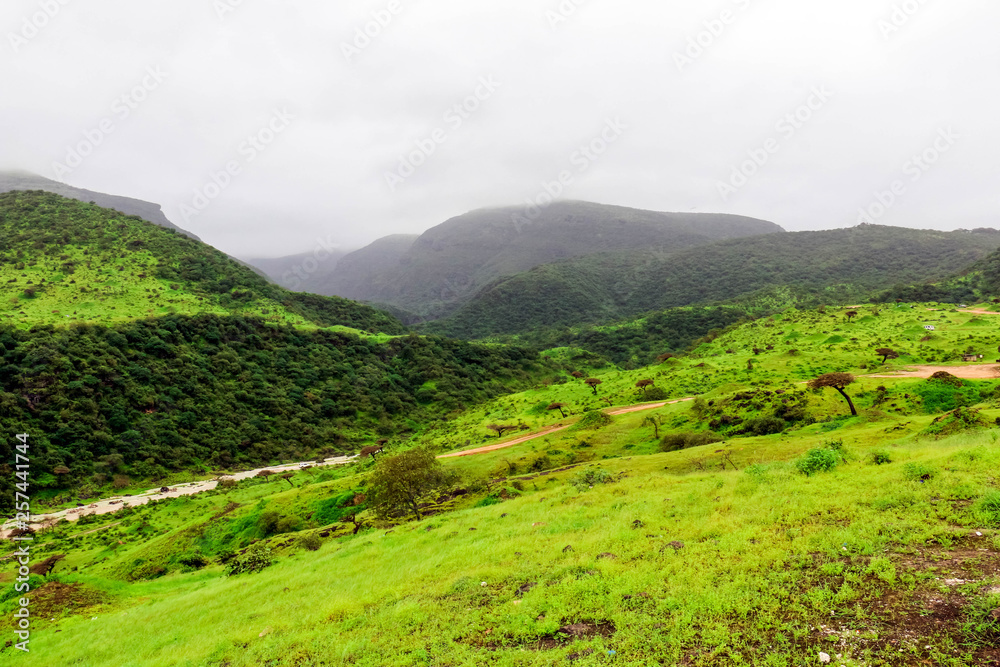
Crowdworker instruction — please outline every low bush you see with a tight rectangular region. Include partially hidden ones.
[796,448,839,476]
[660,432,723,452]
[572,467,616,491]
[225,542,273,576]
[974,491,1000,527]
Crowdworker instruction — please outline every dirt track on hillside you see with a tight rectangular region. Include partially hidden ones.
[867,364,1000,379]
[0,456,356,538]
[438,397,694,459]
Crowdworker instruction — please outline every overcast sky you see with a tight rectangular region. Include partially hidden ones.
[2,0,998,257]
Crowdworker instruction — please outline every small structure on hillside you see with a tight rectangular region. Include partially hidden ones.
[962,354,983,362]
[924,325,936,331]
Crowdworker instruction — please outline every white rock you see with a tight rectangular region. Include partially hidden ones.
[818,653,831,664]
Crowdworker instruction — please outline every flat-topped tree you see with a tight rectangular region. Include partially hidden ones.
[635,379,654,395]
[808,372,858,416]
[547,402,567,418]
[584,378,602,395]
[487,424,516,439]
[875,348,899,365]
[845,310,858,322]
[359,444,385,461]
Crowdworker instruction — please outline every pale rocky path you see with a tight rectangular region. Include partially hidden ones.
[1,456,356,538]
[438,397,694,459]
[866,364,1000,379]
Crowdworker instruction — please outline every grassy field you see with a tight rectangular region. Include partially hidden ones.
[3,302,1000,666]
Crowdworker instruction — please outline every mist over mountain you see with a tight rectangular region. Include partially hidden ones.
[293,201,783,317]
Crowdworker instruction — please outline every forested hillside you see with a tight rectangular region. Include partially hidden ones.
[0,191,405,334]
[433,224,1000,338]
[0,315,543,512]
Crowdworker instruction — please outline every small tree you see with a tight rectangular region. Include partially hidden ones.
[256,470,275,483]
[279,472,295,487]
[845,310,858,322]
[359,445,384,461]
[487,424,516,439]
[635,379,654,395]
[875,348,899,365]
[367,448,457,520]
[808,372,858,416]
[547,402,567,418]
[570,371,584,379]
[584,378,602,395]
[642,415,662,438]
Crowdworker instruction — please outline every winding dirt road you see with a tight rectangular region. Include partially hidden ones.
[0,456,356,538]
[438,397,694,459]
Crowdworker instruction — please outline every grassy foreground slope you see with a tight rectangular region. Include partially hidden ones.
[4,302,1000,666]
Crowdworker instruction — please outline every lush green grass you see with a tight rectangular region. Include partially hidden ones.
[6,424,999,666]
[6,301,1000,665]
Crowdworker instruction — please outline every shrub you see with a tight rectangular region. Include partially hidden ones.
[177,553,209,569]
[226,542,273,576]
[572,467,616,491]
[572,410,613,431]
[902,462,936,482]
[298,533,322,551]
[740,416,785,436]
[869,450,893,465]
[258,510,281,535]
[644,387,668,401]
[474,494,501,507]
[660,432,723,452]
[796,448,839,476]
[974,491,1000,527]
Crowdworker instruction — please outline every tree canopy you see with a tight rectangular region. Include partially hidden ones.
[367,448,456,520]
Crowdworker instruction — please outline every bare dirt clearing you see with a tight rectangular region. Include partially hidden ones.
[867,364,1000,379]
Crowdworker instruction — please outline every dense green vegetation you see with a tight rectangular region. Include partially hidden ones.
[4,188,1000,666]
[430,225,1000,339]
[0,315,542,513]
[0,191,405,334]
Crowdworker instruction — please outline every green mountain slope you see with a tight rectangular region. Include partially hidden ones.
[0,170,201,240]
[434,225,1000,338]
[320,201,783,317]
[0,191,405,334]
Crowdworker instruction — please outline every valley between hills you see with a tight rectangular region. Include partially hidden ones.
[1,184,999,666]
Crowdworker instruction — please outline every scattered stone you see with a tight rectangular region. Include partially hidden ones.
[596,552,617,560]
[818,652,831,664]
[563,545,574,553]
[258,627,271,638]
[469,527,476,531]
[480,581,487,587]
[500,513,508,518]
[532,522,547,527]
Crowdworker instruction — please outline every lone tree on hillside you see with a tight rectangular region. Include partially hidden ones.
[547,402,567,418]
[845,310,859,322]
[570,371,585,379]
[584,378,602,395]
[642,415,662,438]
[635,379,654,395]
[256,470,276,483]
[487,424,517,439]
[875,348,899,365]
[359,444,385,461]
[367,447,457,520]
[808,373,858,416]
